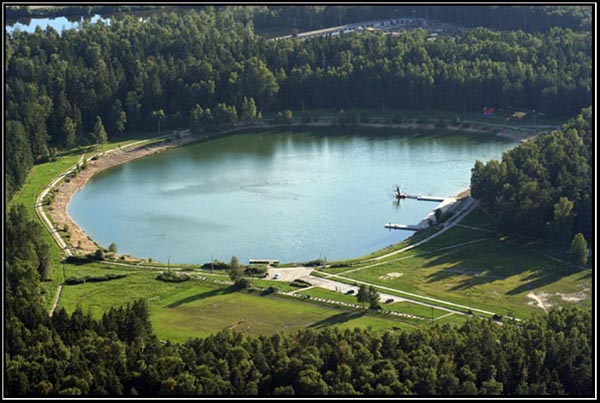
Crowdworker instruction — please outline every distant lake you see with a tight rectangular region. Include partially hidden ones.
[68,128,517,264]
[5,14,110,35]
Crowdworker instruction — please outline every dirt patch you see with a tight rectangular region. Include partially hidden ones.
[379,272,403,280]
[556,290,589,303]
[527,292,552,313]
[47,132,198,256]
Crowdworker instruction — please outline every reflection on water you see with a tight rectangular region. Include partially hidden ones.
[69,129,516,264]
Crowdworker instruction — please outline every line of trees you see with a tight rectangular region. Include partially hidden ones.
[471,107,592,255]
[5,7,591,200]
[250,5,590,34]
[4,205,593,396]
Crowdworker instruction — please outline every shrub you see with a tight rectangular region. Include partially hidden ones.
[290,279,312,288]
[156,271,190,283]
[261,286,278,295]
[329,263,350,268]
[201,260,230,270]
[244,266,267,277]
[303,258,326,267]
[93,248,105,261]
[65,273,127,285]
[233,278,251,289]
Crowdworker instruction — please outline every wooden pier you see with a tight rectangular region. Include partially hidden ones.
[385,223,425,231]
[403,194,446,202]
[386,196,458,231]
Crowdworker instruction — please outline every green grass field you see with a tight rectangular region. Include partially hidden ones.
[319,209,591,319]
[296,287,363,305]
[58,270,422,342]
[384,301,449,319]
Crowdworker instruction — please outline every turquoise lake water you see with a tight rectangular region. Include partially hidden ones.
[68,128,516,264]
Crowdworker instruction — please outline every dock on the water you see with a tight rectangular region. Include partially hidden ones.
[385,196,459,231]
[384,223,426,231]
[403,194,446,202]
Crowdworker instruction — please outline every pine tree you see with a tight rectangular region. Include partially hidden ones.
[93,116,108,146]
[570,233,588,265]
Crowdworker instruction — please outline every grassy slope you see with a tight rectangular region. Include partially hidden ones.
[321,208,591,318]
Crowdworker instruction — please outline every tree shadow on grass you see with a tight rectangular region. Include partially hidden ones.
[308,311,365,329]
[421,238,575,293]
[166,287,235,308]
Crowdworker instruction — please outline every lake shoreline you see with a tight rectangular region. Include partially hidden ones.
[46,120,534,261]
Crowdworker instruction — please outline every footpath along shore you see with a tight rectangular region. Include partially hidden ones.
[42,119,539,259]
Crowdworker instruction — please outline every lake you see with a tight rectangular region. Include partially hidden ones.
[68,128,516,264]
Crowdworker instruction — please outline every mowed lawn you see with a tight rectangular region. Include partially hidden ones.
[58,269,420,342]
[324,213,591,319]
[152,287,417,342]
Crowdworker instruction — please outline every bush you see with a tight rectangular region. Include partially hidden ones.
[156,271,190,283]
[65,255,93,265]
[93,248,105,261]
[244,266,267,277]
[65,273,127,285]
[329,263,350,268]
[303,258,326,267]
[233,278,251,289]
[290,279,312,288]
[261,286,278,295]
[201,260,230,270]
[65,277,86,285]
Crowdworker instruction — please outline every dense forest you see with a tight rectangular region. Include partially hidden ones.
[6,5,591,33]
[249,5,591,33]
[4,206,593,396]
[5,7,591,200]
[471,107,592,249]
[4,6,594,397]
